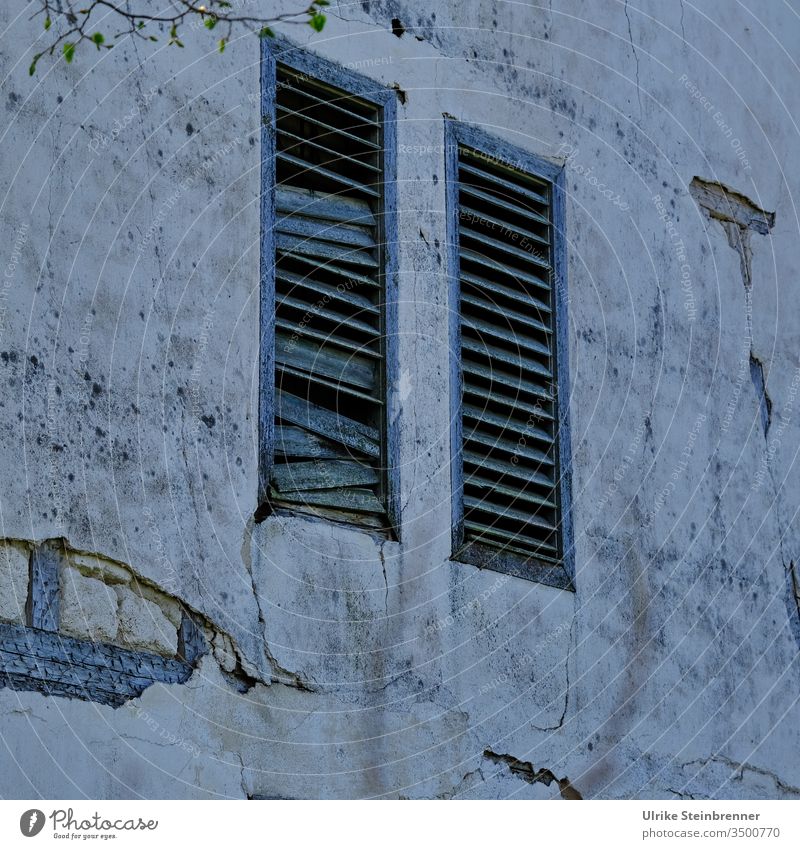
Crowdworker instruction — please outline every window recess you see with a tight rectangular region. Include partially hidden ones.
[260,44,398,535]
[447,122,573,590]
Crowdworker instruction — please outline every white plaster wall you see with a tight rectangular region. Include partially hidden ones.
[0,0,798,799]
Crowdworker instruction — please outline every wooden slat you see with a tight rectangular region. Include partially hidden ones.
[463,522,559,558]
[460,248,550,292]
[463,403,553,446]
[278,251,380,289]
[270,486,385,514]
[0,621,193,708]
[463,452,554,489]
[276,317,381,360]
[279,127,381,174]
[463,384,555,423]
[460,185,550,227]
[464,429,554,466]
[276,232,378,268]
[460,203,549,248]
[462,336,552,379]
[276,333,376,390]
[276,391,380,458]
[276,212,375,250]
[276,267,378,314]
[461,292,552,335]
[278,74,380,135]
[275,186,376,228]
[274,424,358,460]
[277,364,385,405]
[464,496,556,533]
[460,225,552,270]
[465,473,557,510]
[459,159,549,207]
[277,152,380,199]
[272,460,380,493]
[276,293,378,337]
[462,270,551,315]
[462,358,552,402]
[462,313,551,358]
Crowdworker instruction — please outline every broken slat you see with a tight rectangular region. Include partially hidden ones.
[276,332,376,391]
[276,390,380,458]
[27,540,61,632]
[275,186,376,228]
[270,486,385,514]
[271,460,379,493]
[276,232,378,268]
[276,210,375,249]
[277,365,385,406]
[274,425,360,460]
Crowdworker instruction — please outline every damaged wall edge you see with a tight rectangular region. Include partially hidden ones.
[482,749,583,799]
[0,536,288,707]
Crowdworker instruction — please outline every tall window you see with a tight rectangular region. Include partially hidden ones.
[259,43,398,534]
[446,122,573,590]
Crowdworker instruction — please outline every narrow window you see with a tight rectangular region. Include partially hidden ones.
[260,45,398,534]
[447,123,573,590]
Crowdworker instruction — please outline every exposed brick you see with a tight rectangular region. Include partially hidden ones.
[59,565,119,643]
[115,585,178,656]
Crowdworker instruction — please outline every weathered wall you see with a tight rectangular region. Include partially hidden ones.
[1,0,799,799]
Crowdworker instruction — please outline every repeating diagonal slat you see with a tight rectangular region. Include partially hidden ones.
[270,66,388,529]
[457,146,561,564]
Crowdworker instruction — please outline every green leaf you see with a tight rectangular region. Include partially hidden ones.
[44,16,51,30]
[316,0,330,6]
[205,17,217,29]
[63,42,75,63]
[218,38,226,53]
[170,24,178,39]
[92,32,104,47]
[258,27,274,38]
[309,12,326,31]
[137,21,145,29]
[29,53,41,75]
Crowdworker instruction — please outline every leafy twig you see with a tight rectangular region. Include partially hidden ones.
[28,0,329,75]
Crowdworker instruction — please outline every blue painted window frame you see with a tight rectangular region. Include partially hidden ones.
[445,120,575,591]
[259,38,401,535]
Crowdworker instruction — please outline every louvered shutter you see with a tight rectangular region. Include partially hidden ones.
[269,66,389,530]
[453,144,565,574]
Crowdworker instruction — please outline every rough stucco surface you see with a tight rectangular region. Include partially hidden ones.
[0,0,799,799]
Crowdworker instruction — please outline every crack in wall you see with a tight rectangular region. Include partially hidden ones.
[483,750,583,799]
[682,754,800,798]
[690,178,775,438]
[624,0,643,116]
